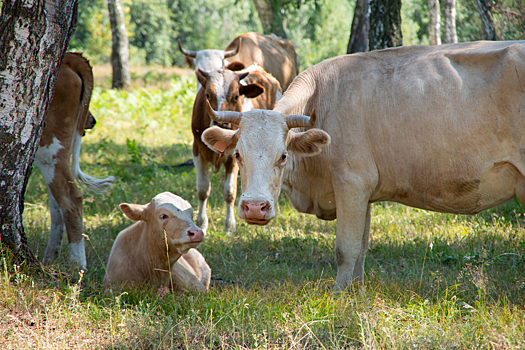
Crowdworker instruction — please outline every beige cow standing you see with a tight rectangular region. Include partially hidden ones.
[34,52,114,270]
[104,192,211,292]
[201,40,525,291]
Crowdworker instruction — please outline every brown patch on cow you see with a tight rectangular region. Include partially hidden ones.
[335,245,344,267]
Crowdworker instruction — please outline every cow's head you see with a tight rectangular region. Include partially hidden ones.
[119,192,204,254]
[197,63,264,129]
[178,39,241,90]
[201,103,331,225]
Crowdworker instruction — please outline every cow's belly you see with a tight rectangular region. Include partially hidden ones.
[376,161,523,214]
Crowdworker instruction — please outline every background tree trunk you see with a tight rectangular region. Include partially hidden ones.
[252,0,287,38]
[347,0,369,54]
[0,0,79,264]
[368,0,403,51]
[475,0,496,40]
[442,0,457,43]
[107,0,131,89]
[427,0,441,45]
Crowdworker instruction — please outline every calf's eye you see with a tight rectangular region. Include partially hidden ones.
[160,214,169,220]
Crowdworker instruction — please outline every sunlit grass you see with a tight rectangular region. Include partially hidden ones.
[2,69,525,349]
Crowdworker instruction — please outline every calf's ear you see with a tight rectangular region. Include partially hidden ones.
[202,126,239,156]
[240,83,264,98]
[120,203,147,221]
[288,129,331,157]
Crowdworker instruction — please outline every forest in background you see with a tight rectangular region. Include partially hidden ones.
[70,0,525,70]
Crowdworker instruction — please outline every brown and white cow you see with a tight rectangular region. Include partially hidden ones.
[202,40,525,290]
[34,52,114,270]
[224,32,299,91]
[178,39,241,91]
[104,192,211,291]
[192,63,282,233]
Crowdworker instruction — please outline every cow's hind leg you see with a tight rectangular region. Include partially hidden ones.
[223,157,238,234]
[194,154,210,231]
[43,189,65,263]
[49,167,86,270]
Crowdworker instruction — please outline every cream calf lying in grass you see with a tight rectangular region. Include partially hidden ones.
[104,192,210,292]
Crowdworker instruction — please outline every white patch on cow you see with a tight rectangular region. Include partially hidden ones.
[194,50,227,91]
[241,97,255,112]
[34,137,64,185]
[69,238,87,270]
[210,74,227,111]
[223,172,237,233]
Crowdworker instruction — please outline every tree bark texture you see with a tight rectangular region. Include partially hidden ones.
[0,0,78,264]
[442,0,457,43]
[107,0,131,89]
[347,0,369,54]
[369,0,403,51]
[427,0,441,45]
[252,0,286,38]
[475,0,496,40]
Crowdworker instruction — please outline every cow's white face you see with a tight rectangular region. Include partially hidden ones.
[202,106,331,225]
[120,192,204,254]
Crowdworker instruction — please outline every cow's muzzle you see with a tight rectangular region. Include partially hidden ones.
[240,200,272,226]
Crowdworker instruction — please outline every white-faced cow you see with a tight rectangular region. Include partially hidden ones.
[104,192,210,292]
[178,39,241,91]
[34,52,114,271]
[224,32,299,91]
[202,41,525,290]
[192,62,282,234]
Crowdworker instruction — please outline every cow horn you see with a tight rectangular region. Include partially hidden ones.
[178,39,197,58]
[224,39,241,58]
[206,100,242,125]
[286,109,316,128]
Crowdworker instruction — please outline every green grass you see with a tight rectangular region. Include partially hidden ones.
[2,70,525,349]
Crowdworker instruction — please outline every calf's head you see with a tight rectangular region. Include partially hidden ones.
[119,192,204,254]
[202,103,331,225]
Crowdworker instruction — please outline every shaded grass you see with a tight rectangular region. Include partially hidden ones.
[2,69,525,349]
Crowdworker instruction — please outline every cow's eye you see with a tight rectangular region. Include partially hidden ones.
[234,95,239,101]
[277,152,288,166]
[281,154,287,162]
[206,93,210,99]
[159,214,169,220]
[233,151,242,163]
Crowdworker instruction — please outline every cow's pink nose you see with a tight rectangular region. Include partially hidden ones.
[241,200,270,220]
[187,229,204,242]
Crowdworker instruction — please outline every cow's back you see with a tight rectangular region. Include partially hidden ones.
[277,41,525,216]
[225,32,298,91]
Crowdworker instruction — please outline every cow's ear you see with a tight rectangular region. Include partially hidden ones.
[202,126,239,155]
[120,203,147,221]
[196,69,208,88]
[287,129,331,157]
[240,83,264,98]
[225,61,245,71]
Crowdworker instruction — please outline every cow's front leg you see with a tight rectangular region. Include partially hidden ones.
[333,187,371,291]
[193,154,210,231]
[223,157,238,234]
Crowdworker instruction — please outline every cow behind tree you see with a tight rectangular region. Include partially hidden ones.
[192,63,282,234]
[33,52,115,270]
[201,41,525,290]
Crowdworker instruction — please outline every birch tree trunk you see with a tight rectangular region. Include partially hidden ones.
[107,0,131,89]
[252,0,286,38]
[442,0,457,44]
[369,0,403,51]
[427,0,441,45]
[475,0,496,40]
[347,0,369,54]
[0,0,78,264]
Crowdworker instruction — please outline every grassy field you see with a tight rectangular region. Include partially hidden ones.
[1,67,525,349]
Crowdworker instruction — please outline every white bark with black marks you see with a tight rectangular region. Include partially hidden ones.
[108,0,131,89]
[427,0,441,45]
